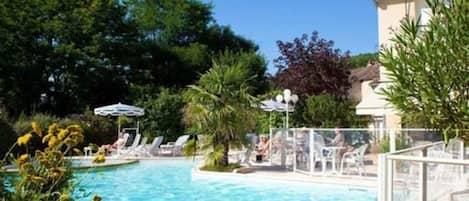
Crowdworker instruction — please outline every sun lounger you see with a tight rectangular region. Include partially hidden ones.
[135,136,164,157]
[159,135,190,156]
[120,134,141,155]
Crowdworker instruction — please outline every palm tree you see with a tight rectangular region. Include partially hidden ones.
[183,61,257,167]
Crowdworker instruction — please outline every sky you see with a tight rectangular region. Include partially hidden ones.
[203,0,379,74]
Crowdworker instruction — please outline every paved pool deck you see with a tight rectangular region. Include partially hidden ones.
[192,164,378,189]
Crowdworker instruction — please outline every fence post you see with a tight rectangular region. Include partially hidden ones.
[389,129,396,153]
[377,154,387,201]
[419,148,427,201]
[310,129,315,175]
[386,158,393,201]
[459,140,465,176]
[269,128,273,166]
[281,128,286,168]
[293,129,296,171]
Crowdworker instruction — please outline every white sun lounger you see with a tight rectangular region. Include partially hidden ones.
[160,135,190,156]
[135,136,164,157]
[120,134,141,155]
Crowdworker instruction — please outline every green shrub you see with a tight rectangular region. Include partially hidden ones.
[255,111,284,134]
[13,114,59,152]
[65,111,117,146]
[302,94,369,128]
[379,134,410,153]
[14,113,59,136]
[136,88,185,142]
[349,53,378,68]
[14,112,117,149]
[380,0,469,143]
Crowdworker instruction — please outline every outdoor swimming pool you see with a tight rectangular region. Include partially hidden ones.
[77,160,377,201]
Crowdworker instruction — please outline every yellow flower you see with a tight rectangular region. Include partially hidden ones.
[66,124,83,133]
[31,122,42,137]
[19,162,34,174]
[42,133,53,144]
[92,155,105,164]
[69,131,84,143]
[39,159,50,167]
[65,137,79,148]
[30,176,48,185]
[73,148,83,155]
[48,123,59,136]
[17,133,33,146]
[92,195,102,201]
[97,148,105,155]
[60,193,71,201]
[50,150,63,161]
[48,136,59,148]
[57,129,69,140]
[17,154,29,165]
[49,167,66,179]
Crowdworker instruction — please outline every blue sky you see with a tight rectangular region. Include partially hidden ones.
[203,0,378,73]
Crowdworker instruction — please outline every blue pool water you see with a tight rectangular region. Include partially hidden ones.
[76,160,377,201]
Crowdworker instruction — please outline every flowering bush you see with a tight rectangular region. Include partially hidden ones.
[1,122,103,201]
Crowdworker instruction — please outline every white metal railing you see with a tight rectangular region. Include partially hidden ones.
[266,128,442,175]
[378,138,468,201]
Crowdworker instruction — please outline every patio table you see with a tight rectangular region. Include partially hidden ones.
[325,146,345,174]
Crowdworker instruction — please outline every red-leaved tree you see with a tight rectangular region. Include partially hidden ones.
[273,32,351,99]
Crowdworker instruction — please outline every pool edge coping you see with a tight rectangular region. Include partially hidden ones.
[191,168,377,190]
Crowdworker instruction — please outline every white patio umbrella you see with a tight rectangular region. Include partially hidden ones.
[260,99,294,127]
[94,103,145,138]
[260,99,296,165]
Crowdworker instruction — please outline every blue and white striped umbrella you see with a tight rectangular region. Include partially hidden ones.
[260,99,293,112]
[94,103,144,117]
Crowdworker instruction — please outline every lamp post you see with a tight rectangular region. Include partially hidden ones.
[275,89,299,131]
[275,89,298,168]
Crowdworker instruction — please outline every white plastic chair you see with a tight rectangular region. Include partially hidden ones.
[340,144,368,176]
[120,134,141,155]
[312,142,335,174]
[129,136,148,156]
[135,136,164,157]
[160,135,190,156]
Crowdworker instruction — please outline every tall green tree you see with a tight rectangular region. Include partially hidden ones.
[0,0,265,120]
[125,0,260,90]
[0,0,137,116]
[183,61,257,167]
[214,50,268,95]
[350,53,378,68]
[381,0,469,142]
[302,94,367,128]
[127,0,213,44]
[135,88,185,142]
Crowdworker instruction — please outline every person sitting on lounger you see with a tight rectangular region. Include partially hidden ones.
[255,135,270,161]
[101,132,126,153]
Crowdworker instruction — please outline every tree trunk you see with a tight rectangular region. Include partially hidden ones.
[214,134,229,167]
[221,139,229,166]
[218,137,230,167]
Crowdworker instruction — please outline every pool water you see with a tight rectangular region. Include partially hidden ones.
[76,160,377,201]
